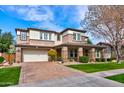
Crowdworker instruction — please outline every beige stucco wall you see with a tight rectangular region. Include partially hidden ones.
[30,39,55,46]
[29,29,56,41]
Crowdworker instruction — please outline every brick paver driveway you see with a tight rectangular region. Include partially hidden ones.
[19,62,83,84]
[18,62,124,87]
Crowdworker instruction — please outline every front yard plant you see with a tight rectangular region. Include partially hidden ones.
[48,49,57,62]
[67,62,124,73]
[79,56,89,63]
[0,66,21,87]
[0,56,5,64]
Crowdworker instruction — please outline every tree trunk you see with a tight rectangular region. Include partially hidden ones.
[113,46,121,64]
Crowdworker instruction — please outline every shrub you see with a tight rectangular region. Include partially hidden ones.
[96,58,106,62]
[79,56,89,63]
[96,58,101,62]
[0,56,5,64]
[48,49,57,62]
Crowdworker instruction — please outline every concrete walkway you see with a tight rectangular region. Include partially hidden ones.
[90,69,124,77]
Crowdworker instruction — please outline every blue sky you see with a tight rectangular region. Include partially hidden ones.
[0,5,98,43]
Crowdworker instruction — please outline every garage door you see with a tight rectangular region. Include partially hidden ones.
[23,49,48,62]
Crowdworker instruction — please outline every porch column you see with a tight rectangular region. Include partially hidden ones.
[77,47,83,61]
[16,47,22,63]
[90,48,96,62]
[61,46,68,62]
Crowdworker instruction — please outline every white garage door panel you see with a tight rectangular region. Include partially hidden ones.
[23,50,48,62]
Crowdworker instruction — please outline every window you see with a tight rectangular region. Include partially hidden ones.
[49,33,51,40]
[73,33,81,41]
[95,50,100,58]
[44,33,48,40]
[77,33,81,41]
[57,35,60,41]
[21,32,27,41]
[40,32,52,40]
[69,49,77,58]
[40,32,43,40]
[73,33,76,40]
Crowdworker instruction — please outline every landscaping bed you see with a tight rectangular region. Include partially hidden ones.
[67,62,124,73]
[0,66,21,87]
[105,74,124,84]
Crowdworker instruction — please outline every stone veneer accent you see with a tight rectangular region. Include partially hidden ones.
[77,47,83,61]
[16,47,22,63]
[61,46,68,62]
[89,48,96,62]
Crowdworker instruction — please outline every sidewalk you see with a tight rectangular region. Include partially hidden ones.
[90,69,124,77]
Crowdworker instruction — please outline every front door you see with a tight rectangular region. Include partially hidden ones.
[69,49,77,58]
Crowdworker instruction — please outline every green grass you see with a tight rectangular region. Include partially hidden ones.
[0,66,21,87]
[67,62,124,73]
[106,74,124,83]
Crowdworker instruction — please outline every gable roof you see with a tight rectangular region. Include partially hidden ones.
[15,28,86,34]
[60,28,86,34]
[97,42,112,47]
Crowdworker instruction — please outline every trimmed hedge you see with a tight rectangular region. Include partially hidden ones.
[79,56,89,63]
[0,56,5,64]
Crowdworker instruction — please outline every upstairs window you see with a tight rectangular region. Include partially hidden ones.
[40,32,43,40]
[49,33,51,40]
[73,33,81,41]
[73,33,76,40]
[44,33,48,40]
[40,32,52,40]
[77,33,81,41]
[21,32,27,41]
[57,35,60,41]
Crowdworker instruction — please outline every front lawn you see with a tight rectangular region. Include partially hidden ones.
[0,66,21,87]
[106,74,124,84]
[67,62,124,73]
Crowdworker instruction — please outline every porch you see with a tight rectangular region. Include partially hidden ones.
[55,43,105,62]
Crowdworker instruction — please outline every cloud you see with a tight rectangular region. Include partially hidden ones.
[34,20,64,31]
[3,5,88,31]
[7,5,54,22]
[0,8,5,12]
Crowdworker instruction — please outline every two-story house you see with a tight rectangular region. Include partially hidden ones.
[16,28,105,63]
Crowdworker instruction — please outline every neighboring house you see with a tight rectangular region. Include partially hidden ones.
[97,42,115,60]
[15,28,106,63]
[97,41,124,59]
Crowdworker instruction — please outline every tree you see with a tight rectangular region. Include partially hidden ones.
[81,5,124,63]
[0,31,14,53]
[87,38,92,44]
[48,49,57,62]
